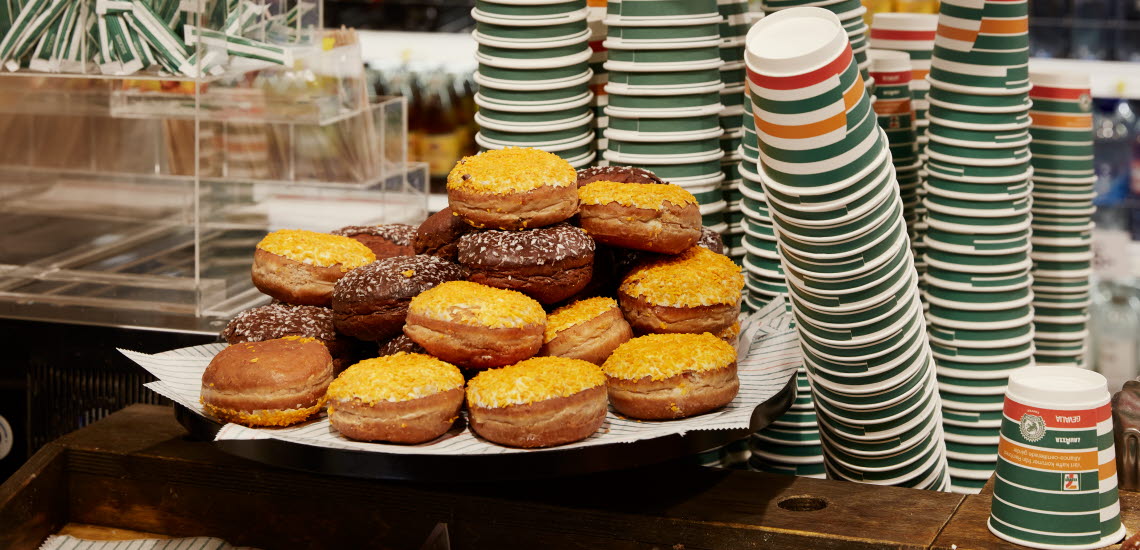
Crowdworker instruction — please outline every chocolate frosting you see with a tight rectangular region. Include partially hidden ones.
[222,304,338,343]
[457,223,595,269]
[331,224,417,246]
[332,255,468,306]
[576,166,665,186]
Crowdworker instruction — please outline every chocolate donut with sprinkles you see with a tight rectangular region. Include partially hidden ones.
[413,207,475,262]
[457,222,595,305]
[331,223,417,259]
[697,226,726,255]
[222,303,358,373]
[332,255,468,342]
[577,181,701,254]
[447,147,579,231]
[575,165,665,187]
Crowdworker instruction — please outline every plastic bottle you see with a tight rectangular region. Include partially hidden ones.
[1092,280,1140,393]
[1071,0,1117,60]
[420,69,462,179]
[1093,99,1135,282]
[1131,99,1140,240]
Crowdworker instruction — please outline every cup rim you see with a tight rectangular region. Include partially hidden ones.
[603,13,724,27]
[475,46,593,69]
[472,28,593,50]
[475,110,595,132]
[471,7,589,26]
[744,7,847,79]
[604,126,725,142]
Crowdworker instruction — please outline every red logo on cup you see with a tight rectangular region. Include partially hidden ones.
[1063,473,1080,491]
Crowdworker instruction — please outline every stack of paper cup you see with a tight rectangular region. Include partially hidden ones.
[472,0,598,167]
[761,0,874,92]
[869,13,938,276]
[1028,71,1095,369]
[718,0,754,263]
[989,367,1126,549]
[750,368,827,478]
[738,92,789,312]
[869,13,937,137]
[603,0,728,225]
[923,0,1034,495]
[747,7,949,490]
[588,0,609,159]
[869,50,923,242]
[740,43,818,472]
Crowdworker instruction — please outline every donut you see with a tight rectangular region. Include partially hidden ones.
[466,357,607,448]
[251,229,376,306]
[413,207,474,262]
[404,281,546,369]
[540,297,632,365]
[331,224,417,259]
[457,223,595,304]
[602,333,739,420]
[717,321,742,348]
[447,147,578,230]
[326,353,464,444]
[201,336,333,426]
[378,334,426,357]
[697,227,725,255]
[576,165,665,186]
[332,255,467,342]
[619,246,743,335]
[222,303,358,372]
[577,181,701,254]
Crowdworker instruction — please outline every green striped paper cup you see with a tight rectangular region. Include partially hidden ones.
[607,0,718,18]
[474,0,587,19]
[989,367,1125,549]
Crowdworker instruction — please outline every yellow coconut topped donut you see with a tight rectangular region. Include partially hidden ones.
[448,147,576,194]
[257,229,376,271]
[578,181,697,210]
[327,353,464,405]
[408,281,546,329]
[544,297,620,343]
[466,356,606,408]
[603,333,736,381]
[621,246,744,307]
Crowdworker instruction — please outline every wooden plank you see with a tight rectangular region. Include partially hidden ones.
[0,444,68,550]
[933,491,1139,549]
[57,523,171,540]
[53,405,966,550]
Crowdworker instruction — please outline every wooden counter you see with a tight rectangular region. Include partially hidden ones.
[0,405,1135,550]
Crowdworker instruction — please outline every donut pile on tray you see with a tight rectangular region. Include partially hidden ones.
[202,148,746,448]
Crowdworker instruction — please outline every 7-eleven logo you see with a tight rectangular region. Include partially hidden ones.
[1063,474,1080,491]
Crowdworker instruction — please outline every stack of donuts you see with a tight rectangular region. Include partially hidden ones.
[202,147,746,448]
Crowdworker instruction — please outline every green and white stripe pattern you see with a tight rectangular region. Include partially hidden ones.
[0,0,308,75]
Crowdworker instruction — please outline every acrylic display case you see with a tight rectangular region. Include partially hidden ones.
[0,1,428,333]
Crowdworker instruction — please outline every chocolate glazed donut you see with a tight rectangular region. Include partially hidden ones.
[457,222,596,305]
[332,255,468,342]
[331,224,417,259]
[413,207,474,262]
[576,166,665,186]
